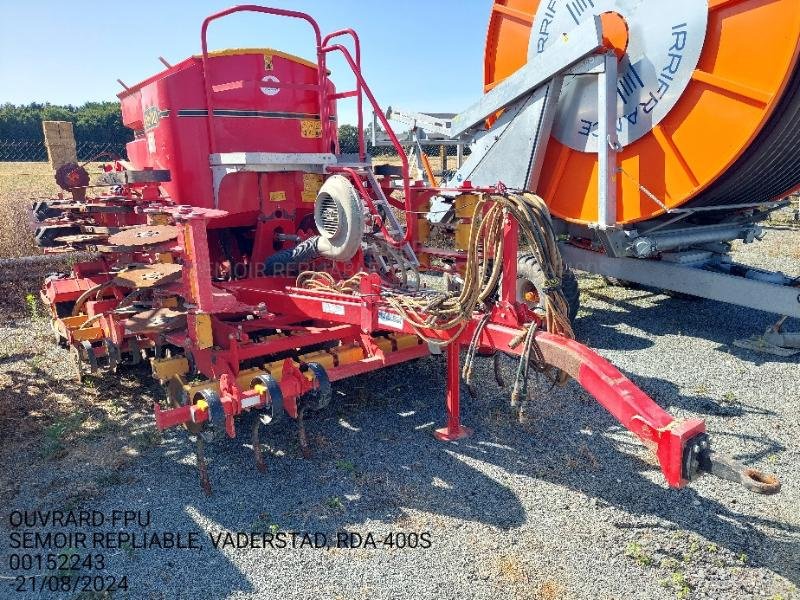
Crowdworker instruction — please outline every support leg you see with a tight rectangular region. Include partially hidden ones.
[434,343,472,441]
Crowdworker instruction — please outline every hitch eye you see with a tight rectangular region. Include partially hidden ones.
[742,468,781,494]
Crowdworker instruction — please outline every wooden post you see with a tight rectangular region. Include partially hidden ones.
[439,144,447,175]
[42,121,77,169]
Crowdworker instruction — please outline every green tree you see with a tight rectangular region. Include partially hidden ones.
[337,124,361,154]
[0,102,132,144]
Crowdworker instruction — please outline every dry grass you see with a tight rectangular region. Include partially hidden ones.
[493,554,568,600]
[0,161,60,259]
[535,580,567,600]
[496,554,530,584]
[0,162,109,314]
[373,153,460,182]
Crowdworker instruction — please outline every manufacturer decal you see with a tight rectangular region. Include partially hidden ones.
[143,106,161,131]
[260,75,280,96]
[322,302,345,316]
[378,310,403,330]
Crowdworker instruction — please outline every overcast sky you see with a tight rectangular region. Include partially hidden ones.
[0,0,491,125]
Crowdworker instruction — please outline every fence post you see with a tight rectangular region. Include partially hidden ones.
[42,121,77,169]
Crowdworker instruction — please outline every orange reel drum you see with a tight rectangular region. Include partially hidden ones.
[484,0,800,225]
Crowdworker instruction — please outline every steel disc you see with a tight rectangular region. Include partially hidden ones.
[44,246,80,254]
[124,307,186,334]
[113,264,182,289]
[108,225,178,247]
[54,233,108,245]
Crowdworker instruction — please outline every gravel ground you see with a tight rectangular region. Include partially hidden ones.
[0,226,798,600]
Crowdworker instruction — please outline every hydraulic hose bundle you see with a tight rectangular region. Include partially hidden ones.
[298,192,574,344]
[381,192,574,344]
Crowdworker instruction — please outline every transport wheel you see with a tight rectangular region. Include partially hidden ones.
[516,253,580,324]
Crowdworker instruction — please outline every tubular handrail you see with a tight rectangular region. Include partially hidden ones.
[329,166,413,248]
[198,6,411,242]
[320,43,412,243]
[200,5,326,155]
[321,29,364,162]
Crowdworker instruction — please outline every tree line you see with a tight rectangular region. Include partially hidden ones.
[0,103,372,150]
[0,103,454,158]
[0,102,133,144]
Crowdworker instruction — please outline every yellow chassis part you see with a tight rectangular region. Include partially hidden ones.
[163,333,422,400]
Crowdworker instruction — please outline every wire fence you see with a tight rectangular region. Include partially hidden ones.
[352,141,465,158]
[0,137,458,162]
[0,139,128,162]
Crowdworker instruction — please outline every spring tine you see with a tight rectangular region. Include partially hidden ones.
[195,436,212,496]
[493,352,505,387]
[251,418,266,474]
[296,406,312,459]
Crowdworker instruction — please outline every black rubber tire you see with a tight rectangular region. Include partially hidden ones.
[516,253,580,324]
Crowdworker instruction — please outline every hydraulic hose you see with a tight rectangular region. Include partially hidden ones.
[263,237,322,276]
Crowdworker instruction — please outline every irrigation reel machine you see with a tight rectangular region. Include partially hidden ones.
[30,4,787,496]
[391,0,800,354]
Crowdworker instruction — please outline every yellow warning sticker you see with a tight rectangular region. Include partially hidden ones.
[300,119,322,138]
[270,190,287,202]
[302,174,323,202]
